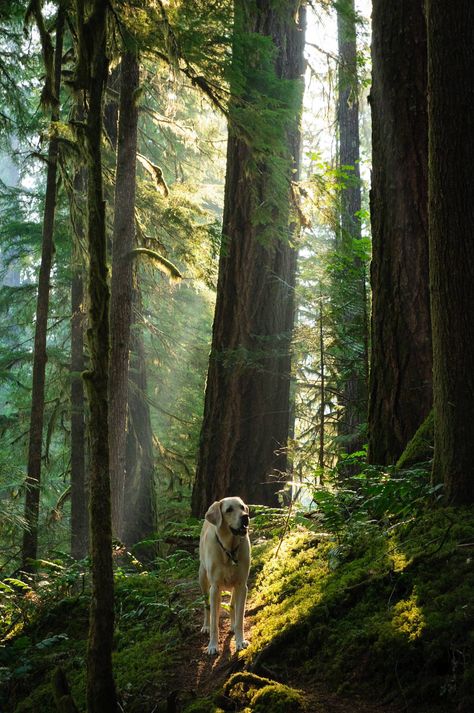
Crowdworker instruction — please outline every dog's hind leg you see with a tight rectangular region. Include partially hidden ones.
[199,564,210,634]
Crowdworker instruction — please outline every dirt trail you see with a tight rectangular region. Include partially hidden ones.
[168,584,399,713]
[172,589,246,697]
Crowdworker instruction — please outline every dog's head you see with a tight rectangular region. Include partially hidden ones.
[205,496,250,536]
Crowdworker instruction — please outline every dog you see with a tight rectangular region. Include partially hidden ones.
[199,496,251,655]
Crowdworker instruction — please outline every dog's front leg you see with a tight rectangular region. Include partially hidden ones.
[229,589,236,632]
[199,565,210,634]
[207,584,221,655]
[233,583,249,651]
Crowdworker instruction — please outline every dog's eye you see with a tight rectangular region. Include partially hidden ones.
[239,504,244,510]
[226,506,233,513]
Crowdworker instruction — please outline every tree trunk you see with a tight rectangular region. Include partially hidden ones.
[368,0,432,465]
[426,0,474,504]
[22,8,64,570]
[104,66,120,151]
[335,0,368,454]
[122,272,156,549]
[318,296,325,480]
[70,169,88,560]
[78,1,118,710]
[191,0,306,516]
[109,51,139,536]
[337,0,361,249]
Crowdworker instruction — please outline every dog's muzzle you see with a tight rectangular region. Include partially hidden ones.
[231,513,249,536]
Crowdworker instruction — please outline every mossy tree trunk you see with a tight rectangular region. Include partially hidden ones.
[191,0,306,516]
[335,0,368,456]
[426,0,474,504]
[368,0,432,465]
[70,168,88,560]
[109,50,139,536]
[77,1,118,710]
[22,7,64,570]
[318,296,326,477]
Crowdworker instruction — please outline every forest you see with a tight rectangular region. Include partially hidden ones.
[0,0,473,712]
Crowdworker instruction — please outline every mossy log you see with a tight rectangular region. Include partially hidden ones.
[223,672,306,712]
[396,409,434,470]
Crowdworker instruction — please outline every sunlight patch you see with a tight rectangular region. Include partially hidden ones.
[390,549,409,573]
[391,591,426,642]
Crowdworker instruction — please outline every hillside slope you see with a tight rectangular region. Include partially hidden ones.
[1,502,473,712]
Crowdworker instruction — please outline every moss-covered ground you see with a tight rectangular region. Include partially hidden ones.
[243,505,474,713]
[1,499,474,712]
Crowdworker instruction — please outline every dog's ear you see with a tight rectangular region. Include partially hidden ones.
[205,500,222,528]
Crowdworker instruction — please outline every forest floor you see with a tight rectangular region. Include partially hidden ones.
[3,504,473,713]
[168,576,399,713]
[161,509,471,713]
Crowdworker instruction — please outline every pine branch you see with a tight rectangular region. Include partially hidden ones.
[129,248,183,281]
[136,154,169,196]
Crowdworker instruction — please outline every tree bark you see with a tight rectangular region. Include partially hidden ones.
[109,51,139,536]
[191,0,306,516]
[78,1,118,710]
[70,169,88,560]
[104,66,120,151]
[337,0,361,247]
[335,0,368,454]
[318,296,325,480]
[426,0,474,504]
[22,7,64,570]
[368,0,432,465]
[121,272,156,549]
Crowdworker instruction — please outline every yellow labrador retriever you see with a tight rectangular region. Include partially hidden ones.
[199,496,250,655]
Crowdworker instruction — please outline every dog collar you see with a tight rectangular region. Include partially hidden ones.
[215,533,240,566]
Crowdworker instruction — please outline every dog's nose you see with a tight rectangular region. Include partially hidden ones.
[241,514,249,526]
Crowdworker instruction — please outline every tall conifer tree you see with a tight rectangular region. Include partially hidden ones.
[192,0,306,515]
[122,271,156,547]
[109,50,140,536]
[70,167,87,559]
[427,0,474,504]
[334,0,368,456]
[22,4,64,569]
[75,0,118,709]
[368,0,432,465]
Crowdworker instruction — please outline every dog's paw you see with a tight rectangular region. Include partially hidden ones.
[200,625,210,634]
[235,639,249,651]
[207,643,219,656]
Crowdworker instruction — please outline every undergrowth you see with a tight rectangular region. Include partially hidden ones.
[0,540,202,713]
[242,463,474,712]
[2,464,474,712]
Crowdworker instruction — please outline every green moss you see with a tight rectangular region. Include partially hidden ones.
[6,505,474,713]
[4,556,195,713]
[224,672,305,712]
[396,410,434,469]
[182,697,224,713]
[113,630,176,695]
[245,533,332,659]
[251,683,305,712]
[13,682,55,713]
[244,506,474,711]
[390,591,426,641]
